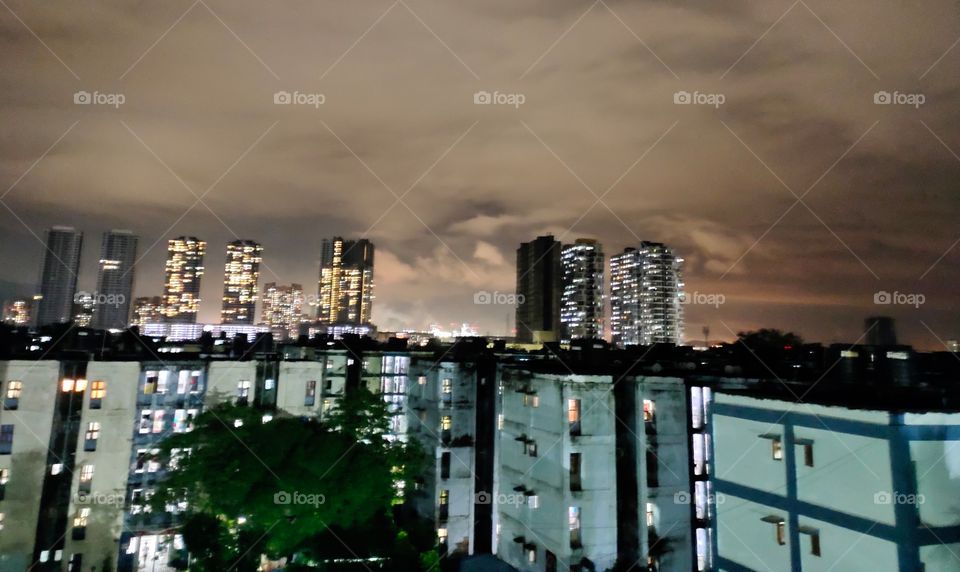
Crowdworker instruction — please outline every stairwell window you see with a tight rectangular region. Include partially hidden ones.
[568,399,581,436]
[800,526,821,556]
[78,464,94,494]
[796,438,815,467]
[4,381,22,409]
[84,422,100,451]
[760,433,783,461]
[0,425,13,454]
[761,515,786,545]
[89,381,106,408]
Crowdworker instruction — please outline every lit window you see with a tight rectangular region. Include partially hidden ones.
[4,381,23,409]
[441,416,452,431]
[74,379,88,392]
[761,433,783,460]
[568,398,581,424]
[569,506,582,548]
[527,494,539,509]
[0,512,4,531]
[643,399,656,422]
[144,371,158,394]
[61,378,75,392]
[152,410,165,433]
[90,381,106,407]
[79,464,94,492]
[498,414,504,430]
[441,378,452,394]
[73,507,90,527]
[646,502,655,527]
[264,378,275,391]
[84,422,100,451]
[418,376,427,385]
[138,411,151,434]
[761,515,786,545]
[527,546,537,563]
[0,468,9,484]
[237,380,251,400]
[177,371,190,394]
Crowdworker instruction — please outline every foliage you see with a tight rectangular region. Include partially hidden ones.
[152,388,426,568]
[736,329,803,350]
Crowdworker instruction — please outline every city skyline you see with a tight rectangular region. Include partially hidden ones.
[0,2,958,347]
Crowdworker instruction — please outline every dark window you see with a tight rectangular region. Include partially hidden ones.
[440,452,451,479]
[305,380,317,406]
[570,453,582,491]
[0,425,13,455]
[645,448,658,487]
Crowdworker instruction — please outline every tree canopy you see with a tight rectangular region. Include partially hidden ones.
[152,388,427,570]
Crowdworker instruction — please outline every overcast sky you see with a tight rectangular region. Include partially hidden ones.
[1,0,958,347]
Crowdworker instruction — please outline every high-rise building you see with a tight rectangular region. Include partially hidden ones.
[610,248,641,347]
[132,296,164,328]
[317,237,374,325]
[161,237,206,323]
[34,226,83,327]
[560,239,604,341]
[72,292,95,327]
[515,235,562,343]
[92,230,138,330]
[610,242,684,346]
[2,298,31,326]
[260,282,304,339]
[220,240,263,324]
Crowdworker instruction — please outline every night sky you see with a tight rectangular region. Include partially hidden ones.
[0,1,958,347]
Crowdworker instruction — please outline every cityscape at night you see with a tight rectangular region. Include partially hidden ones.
[0,1,959,571]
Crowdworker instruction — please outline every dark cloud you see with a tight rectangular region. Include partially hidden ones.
[1,0,959,347]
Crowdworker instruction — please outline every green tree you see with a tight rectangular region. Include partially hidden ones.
[153,389,424,569]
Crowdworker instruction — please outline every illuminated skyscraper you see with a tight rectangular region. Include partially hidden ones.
[132,296,164,328]
[560,239,604,341]
[610,248,641,346]
[161,236,206,323]
[92,230,138,330]
[317,237,374,325]
[515,235,562,343]
[35,226,83,326]
[261,282,304,339]
[220,240,263,324]
[610,242,684,346]
[2,299,31,326]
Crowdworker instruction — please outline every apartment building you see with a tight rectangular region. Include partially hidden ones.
[494,363,697,572]
[710,387,960,572]
[405,348,499,557]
